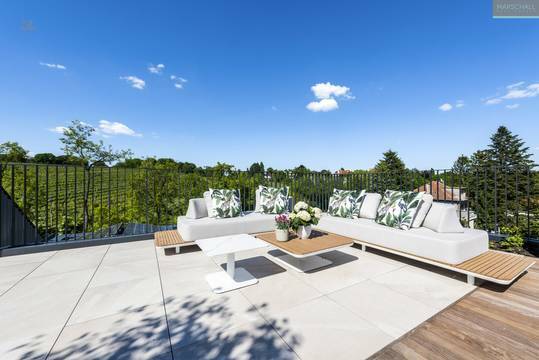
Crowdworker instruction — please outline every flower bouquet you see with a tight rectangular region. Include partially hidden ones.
[289,201,322,239]
[274,214,290,241]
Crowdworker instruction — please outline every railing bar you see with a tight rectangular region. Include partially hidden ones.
[64,166,68,241]
[108,166,112,237]
[55,165,59,242]
[35,164,39,244]
[74,165,77,241]
[23,164,27,245]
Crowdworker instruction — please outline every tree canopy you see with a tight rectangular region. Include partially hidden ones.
[374,150,406,173]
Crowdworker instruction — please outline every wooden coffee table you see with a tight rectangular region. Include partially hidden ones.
[256,230,354,272]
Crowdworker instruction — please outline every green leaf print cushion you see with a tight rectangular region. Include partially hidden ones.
[209,188,242,218]
[328,189,357,218]
[258,185,289,214]
[375,190,424,230]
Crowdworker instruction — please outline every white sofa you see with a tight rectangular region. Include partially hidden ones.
[315,214,488,265]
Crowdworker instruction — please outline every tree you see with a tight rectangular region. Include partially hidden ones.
[33,153,58,164]
[248,162,265,175]
[60,120,132,233]
[488,126,535,169]
[292,165,310,174]
[0,142,29,162]
[115,158,143,168]
[374,150,406,173]
[452,155,470,174]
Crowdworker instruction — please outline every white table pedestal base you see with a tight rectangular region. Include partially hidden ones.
[267,253,332,272]
[205,267,258,293]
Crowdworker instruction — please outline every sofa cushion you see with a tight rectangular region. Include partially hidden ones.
[186,198,208,219]
[208,188,242,218]
[376,190,423,230]
[256,185,289,214]
[423,202,464,233]
[351,190,367,218]
[203,191,213,216]
[177,212,275,242]
[412,193,433,228]
[315,214,488,264]
[358,193,382,219]
[328,189,360,218]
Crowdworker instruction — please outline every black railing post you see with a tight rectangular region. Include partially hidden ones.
[35,164,39,244]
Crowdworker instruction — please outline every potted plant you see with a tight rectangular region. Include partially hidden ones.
[289,201,322,239]
[274,214,290,241]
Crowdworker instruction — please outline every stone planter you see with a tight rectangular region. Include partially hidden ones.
[297,225,312,239]
[275,229,289,242]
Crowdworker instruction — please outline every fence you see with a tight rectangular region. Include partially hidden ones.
[0,163,537,249]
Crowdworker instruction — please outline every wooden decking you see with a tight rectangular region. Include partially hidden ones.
[456,250,536,283]
[154,230,191,249]
[370,258,539,360]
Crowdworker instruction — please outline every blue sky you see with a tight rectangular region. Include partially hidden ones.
[1,1,538,171]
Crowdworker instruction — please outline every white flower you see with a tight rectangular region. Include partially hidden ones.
[298,210,311,222]
[294,201,308,212]
[313,207,322,219]
[289,212,297,219]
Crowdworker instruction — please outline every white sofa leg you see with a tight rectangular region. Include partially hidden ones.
[467,274,475,285]
[175,246,181,254]
[361,244,366,252]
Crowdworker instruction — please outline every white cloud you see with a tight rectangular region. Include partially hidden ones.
[306,98,339,112]
[484,81,539,105]
[170,75,188,82]
[49,126,68,134]
[311,82,351,99]
[174,83,183,89]
[98,120,142,137]
[455,100,465,108]
[40,62,66,70]
[439,103,453,111]
[120,76,145,90]
[506,104,520,109]
[148,63,165,74]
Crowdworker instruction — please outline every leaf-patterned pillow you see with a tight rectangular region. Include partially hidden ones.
[375,190,424,230]
[257,185,289,214]
[328,189,357,218]
[351,189,367,219]
[209,188,242,218]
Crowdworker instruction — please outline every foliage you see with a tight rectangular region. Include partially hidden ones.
[289,201,321,230]
[248,162,265,175]
[499,226,524,251]
[374,150,405,173]
[452,155,470,174]
[0,142,29,162]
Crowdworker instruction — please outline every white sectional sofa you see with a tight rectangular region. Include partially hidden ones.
[315,215,488,265]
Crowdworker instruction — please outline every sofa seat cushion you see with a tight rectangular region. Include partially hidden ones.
[177,211,276,242]
[315,214,488,265]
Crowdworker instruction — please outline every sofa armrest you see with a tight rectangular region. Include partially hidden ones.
[186,198,208,219]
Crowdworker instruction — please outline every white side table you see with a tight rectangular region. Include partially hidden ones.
[195,234,268,293]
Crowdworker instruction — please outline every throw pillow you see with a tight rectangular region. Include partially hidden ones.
[328,189,357,218]
[411,193,433,228]
[208,188,242,218]
[351,189,367,218]
[375,190,424,230]
[358,193,382,219]
[257,185,289,214]
[423,202,464,233]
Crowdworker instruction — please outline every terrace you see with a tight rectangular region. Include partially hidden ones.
[0,165,538,359]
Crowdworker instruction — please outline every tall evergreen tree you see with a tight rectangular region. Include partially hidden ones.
[374,150,406,173]
[488,126,535,169]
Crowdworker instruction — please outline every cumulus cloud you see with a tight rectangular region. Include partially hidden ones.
[170,75,188,90]
[439,103,453,112]
[311,82,352,99]
[484,81,539,105]
[174,83,184,89]
[306,82,352,112]
[506,104,520,109]
[148,63,165,74]
[120,76,145,90]
[98,120,142,137]
[49,126,68,134]
[306,98,339,112]
[40,62,66,70]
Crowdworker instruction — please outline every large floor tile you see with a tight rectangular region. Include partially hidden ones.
[273,297,395,360]
[0,251,55,267]
[173,318,299,360]
[69,275,163,324]
[328,280,437,338]
[372,265,475,310]
[89,258,159,287]
[50,304,170,360]
[166,290,263,350]
[160,263,224,300]
[0,262,44,295]
[239,271,322,317]
[101,245,155,266]
[27,246,108,277]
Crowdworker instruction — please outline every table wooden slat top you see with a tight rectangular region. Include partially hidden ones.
[256,230,354,256]
[455,250,535,281]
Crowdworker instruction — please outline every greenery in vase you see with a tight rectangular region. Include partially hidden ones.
[289,201,322,231]
[275,214,290,230]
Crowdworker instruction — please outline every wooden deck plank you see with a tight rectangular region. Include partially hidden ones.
[256,230,353,256]
[369,258,539,360]
[455,250,535,282]
[154,229,190,248]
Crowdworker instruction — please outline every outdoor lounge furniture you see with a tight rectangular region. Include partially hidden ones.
[195,234,268,293]
[256,230,354,272]
[154,229,194,254]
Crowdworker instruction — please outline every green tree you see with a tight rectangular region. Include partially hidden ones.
[374,150,406,173]
[0,142,29,162]
[248,162,265,175]
[488,126,535,169]
[33,153,58,164]
[452,154,470,174]
[60,120,132,233]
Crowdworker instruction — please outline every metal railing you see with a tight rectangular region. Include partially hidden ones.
[0,163,537,248]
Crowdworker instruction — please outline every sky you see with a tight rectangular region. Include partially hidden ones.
[1,0,538,171]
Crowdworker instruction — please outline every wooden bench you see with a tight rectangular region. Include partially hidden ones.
[154,230,195,254]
